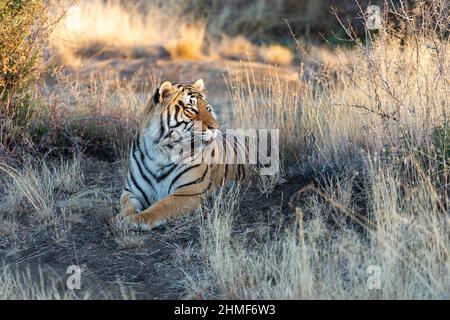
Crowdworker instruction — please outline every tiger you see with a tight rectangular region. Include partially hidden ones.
[116,79,250,230]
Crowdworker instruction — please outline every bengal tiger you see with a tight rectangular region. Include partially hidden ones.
[116,79,250,230]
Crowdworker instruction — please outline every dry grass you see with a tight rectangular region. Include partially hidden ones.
[258,44,294,65]
[0,158,82,224]
[165,23,206,60]
[50,0,295,65]
[214,36,294,65]
[50,0,207,65]
[214,35,257,61]
[0,264,82,299]
[0,263,136,299]
[179,9,449,299]
[182,164,449,299]
[0,157,112,245]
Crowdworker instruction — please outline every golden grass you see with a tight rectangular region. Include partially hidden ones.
[182,159,449,299]
[50,0,296,65]
[50,0,207,65]
[215,35,257,61]
[180,28,449,298]
[165,24,206,60]
[258,44,294,65]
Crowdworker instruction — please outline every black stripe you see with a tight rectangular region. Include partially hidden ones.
[166,108,172,128]
[155,163,178,182]
[174,104,181,120]
[224,164,229,184]
[185,108,198,115]
[161,129,173,141]
[169,163,203,192]
[205,180,213,192]
[140,134,154,161]
[160,162,178,171]
[175,166,209,191]
[154,113,165,143]
[128,166,150,207]
[171,120,192,129]
[232,135,240,159]
[136,143,158,181]
[173,192,206,197]
[134,143,156,192]
[137,137,179,183]
[153,88,160,104]
[130,151,152,206]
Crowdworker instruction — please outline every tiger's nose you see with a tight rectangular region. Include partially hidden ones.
[207,123,218,130]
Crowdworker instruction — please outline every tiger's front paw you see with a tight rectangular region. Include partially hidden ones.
[114,213,167,231]
[114,213,152,231]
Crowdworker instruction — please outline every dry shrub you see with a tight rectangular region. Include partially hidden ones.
[231,36,448,169]
[214,35,257,60]
[165,24,206,60]
[0,0,52,117]
[258,44,294,65]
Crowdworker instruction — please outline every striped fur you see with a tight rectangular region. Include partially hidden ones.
[117,79,250,230]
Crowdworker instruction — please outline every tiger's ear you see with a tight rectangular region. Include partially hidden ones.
[155,80,174,103]
[193,78,205,91]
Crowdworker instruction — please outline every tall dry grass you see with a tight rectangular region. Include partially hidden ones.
[180,5,449,299]
[230,37,448,168]
[183,166,449,299]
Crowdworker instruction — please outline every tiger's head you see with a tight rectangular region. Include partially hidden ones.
[148,79,219,146]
